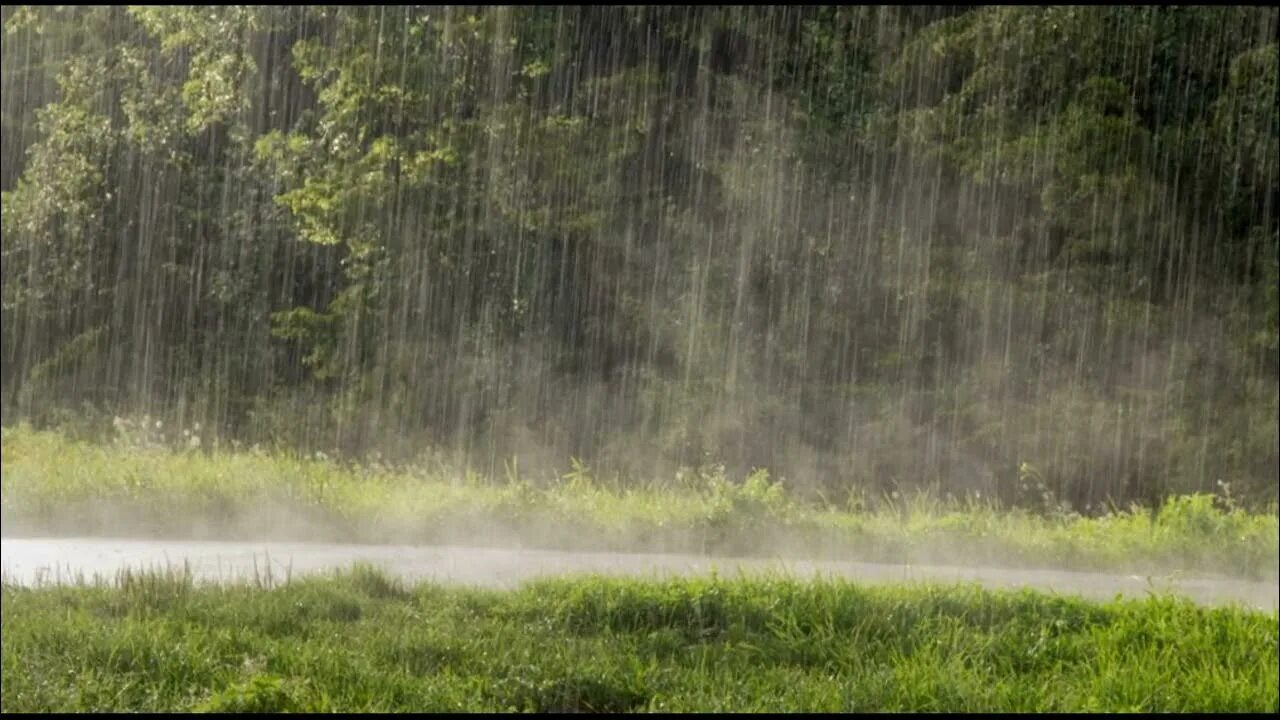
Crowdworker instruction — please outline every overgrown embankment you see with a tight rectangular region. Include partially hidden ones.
[4,426,1276,579]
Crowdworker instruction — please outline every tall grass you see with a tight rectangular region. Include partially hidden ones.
[3,425,1277,578]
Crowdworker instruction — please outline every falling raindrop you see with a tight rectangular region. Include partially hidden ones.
[0,6,1275,514]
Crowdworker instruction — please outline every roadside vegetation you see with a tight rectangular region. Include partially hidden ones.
[5,425,1276,580]
[2,567,1275,713]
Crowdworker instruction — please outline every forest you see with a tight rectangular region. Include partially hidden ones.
[2,6,1277,510]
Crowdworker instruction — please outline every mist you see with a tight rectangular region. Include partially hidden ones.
[2,5,1277,516]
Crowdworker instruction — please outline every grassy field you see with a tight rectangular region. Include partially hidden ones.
[2,568,1276,712]
[3,425,1277,579]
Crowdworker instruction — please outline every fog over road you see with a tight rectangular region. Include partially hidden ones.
[3,537,1276,611]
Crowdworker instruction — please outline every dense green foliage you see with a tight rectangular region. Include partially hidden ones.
[2,569,1276,712]
[2,7,1277,509]
[6,425,1277,578]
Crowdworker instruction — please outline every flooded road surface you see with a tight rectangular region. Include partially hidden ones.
[2,537,1276,610]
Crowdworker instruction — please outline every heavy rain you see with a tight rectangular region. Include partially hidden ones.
[1,6,1277,713]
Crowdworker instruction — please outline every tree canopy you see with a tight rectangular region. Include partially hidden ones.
[2,6,1276,509]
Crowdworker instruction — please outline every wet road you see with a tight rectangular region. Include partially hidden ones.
[2,537,1276,610]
